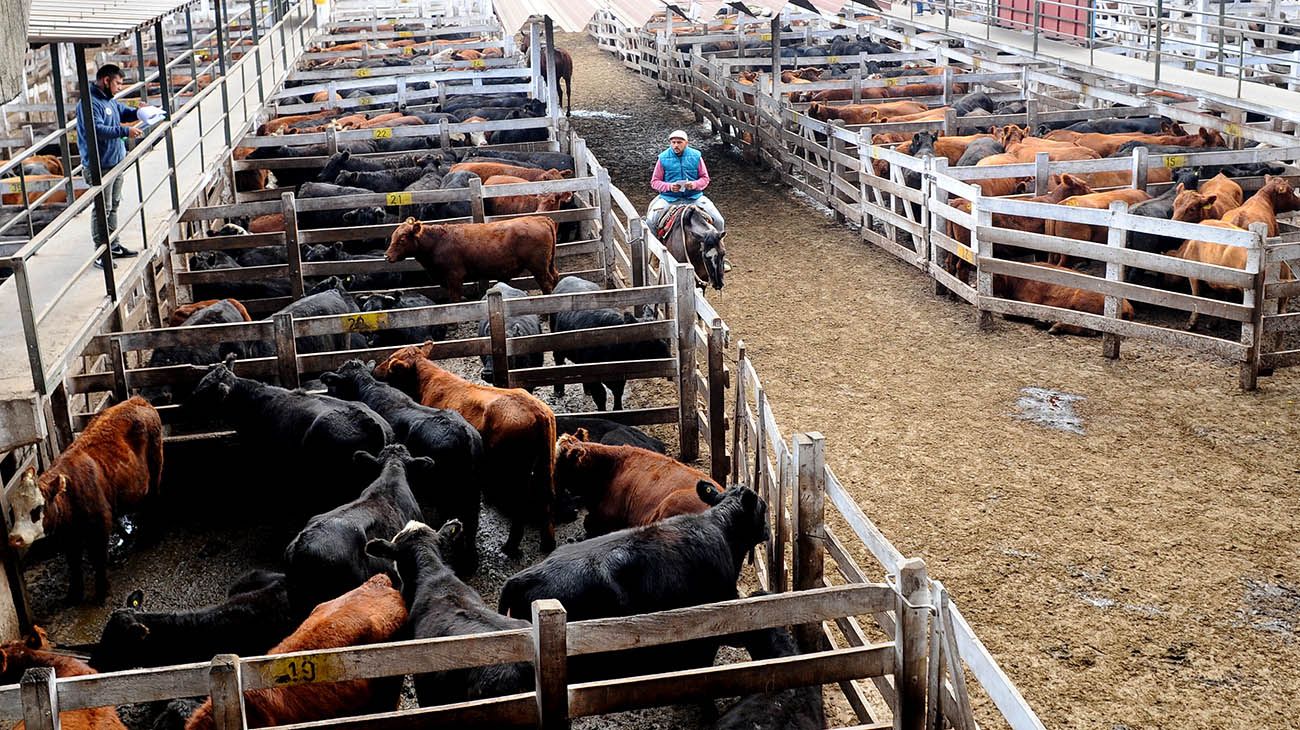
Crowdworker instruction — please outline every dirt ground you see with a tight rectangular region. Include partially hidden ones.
[563,30,1300,730]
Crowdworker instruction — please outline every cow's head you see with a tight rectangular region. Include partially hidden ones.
[1197,128,1226,147]
[372,341,434,384]
[365,519,462,586]
[320,359,374,400]
[90,593,151,671]
[386,218,424,263]
[554,432,598,507]
[0,628,54,683]
[538,168,572,181]
[537,191,574,212]
[354,444,436,484]
[910,130,938,156]
[187,355,240,411]
[1054,174,1093,199]
[697,481,769,564]
[209,223,249,237]
[304,242,347,262]
[1172,187,1217,223]
[700,230,727,291]
[1264,175,1300,213]
[7,467,55,550]
[333,170,361,187]
[341,206,385,227]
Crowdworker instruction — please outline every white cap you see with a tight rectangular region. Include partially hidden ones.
[668,129,689,141]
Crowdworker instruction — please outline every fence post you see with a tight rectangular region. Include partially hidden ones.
[1130,146,1148,191]
[1034,152,1049,196]
[731,340,746,488]
[532,599,569,730]
[486,288,510,388]
[20,667,58,730]
[469,177,486,223]
[792,432,826,651]
[208,654,246,730]
[971,191,994,331]
[707,318,728,484]
[897,557,931,730]
[109,336,129,404]
[272,312,300,389]
[281,191,304,299]
[1240,223,1268,390]
[674,262,700,462]
[935,582,977,730]
[827,120,846,223]
[597,168,615,287]
[629,217,647,288]
[1102,201,1128,359]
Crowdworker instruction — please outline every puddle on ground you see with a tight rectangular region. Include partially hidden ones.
[569,109,631,119]
[1013,387,1086,435]
[1237,578,1299,639]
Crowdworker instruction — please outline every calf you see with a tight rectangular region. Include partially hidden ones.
[483,174,574,215]
[184,575,407,730]
[144,299,264,406]
[186,358,391,504]
[450,161,570,182]
[385,216,559,302]
[321,361,483,573]
[284,444,429,615]
[458,150,575,174]
[714,624,824,730]
[549,276,671,411]
[358,291,446,346]
[477,282,543,383]
[365,521,532,705]
[554,415,666,454]
[90,572,295,671]
[1126,171,1205,263]
[1167,220,1294,329]
[1221,175,1300,236]
[296,182,386,230]
[498,483,769,679]
[556,432,720,536]
[0,630,128,730]
[317,150,441,182]
[1044,189,1153,266]
[8,397,162,603]
[374,343,557,555]
[992,263,1135,335]
[167,298,251,326]
[302,243,406,291]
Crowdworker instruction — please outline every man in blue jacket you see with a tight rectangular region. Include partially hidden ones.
[645,129,725,236]
[77,64,143,268]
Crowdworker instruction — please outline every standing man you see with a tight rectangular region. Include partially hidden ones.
[646,129,725,235]
[77,64,142,268]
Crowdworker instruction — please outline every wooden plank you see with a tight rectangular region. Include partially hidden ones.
[505,319,673,358]
[295,338,492,375]
[508,358,677,389]
[947,602,1047,730]
[567,644,895,718]
[173,231,286,252]
[794,433,827,653]
[824,467,906,575]
[270,694,538,730]
[20,667,58,730]
[532,600,568,730]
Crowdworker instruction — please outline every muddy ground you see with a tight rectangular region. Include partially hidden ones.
[562,29,1300,730]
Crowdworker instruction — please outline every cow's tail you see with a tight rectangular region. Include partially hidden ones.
[542,217,560,293]
[531,410,558,552]
[498,578,523,617]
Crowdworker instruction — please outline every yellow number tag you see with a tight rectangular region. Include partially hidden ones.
[371,127,393,139]
[196,49,211,60]
[402,46,414,55]
[870,146,880,159]
[385,191,412,206]
[123,98,141,108]
[355,67,372,77]
[760,33,772,41]
[1224,123,1241,136]
[314,0,325,5]
[6,183,22,193]
[1064,200,1078,207]
[68,131,77,144]
[956,245,974,264]
[341,312,389,333]
[358,96,373,105]
[1163,154,1187,169]
[470,59,486,69]
[398,30,414,37]
[885,77,899,87]
[261,655,340,687]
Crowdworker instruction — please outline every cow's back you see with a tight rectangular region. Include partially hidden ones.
[68,397,162,509]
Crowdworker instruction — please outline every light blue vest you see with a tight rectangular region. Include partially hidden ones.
[658,146,704,203]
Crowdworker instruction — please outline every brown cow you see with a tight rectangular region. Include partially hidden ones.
[8,396,163,603]
[555,431,722,537]
[233,147,268,192]
[1221,175,1300,236]
[518,38,573,115]
[250,213,286,233]
[168,298,252,327]
[450,162,571,182]
[184,575,406,730]
[311,90,342,103]
[385,216,559,302]
[1166,219,1294,329]
[1044,188,1153,265]
[1199,173,1244,218]
[0,628,128,730]
[373,343,559,555]
[261,109,339,135]
[483,175,573,215]
[993,262,1135,335]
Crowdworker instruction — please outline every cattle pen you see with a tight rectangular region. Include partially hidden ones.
[590,7,1300,389]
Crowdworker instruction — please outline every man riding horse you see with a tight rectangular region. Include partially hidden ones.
[646,130,729,289]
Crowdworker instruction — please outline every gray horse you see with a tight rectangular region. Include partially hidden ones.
[660,204,727,291]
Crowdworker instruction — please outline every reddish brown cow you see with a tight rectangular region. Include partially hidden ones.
[993,263,1136,335]
[1166,219,1295,329]
[809,101,930,124]
[555,431,722,536]
[1220,175,1300,236]
[1044,188,1153,265]
[373,343,558,555]
[0,628,128,730]
[250,213,286,233]
[449,162,571,182]
[185,575,406,730]
[261,109,339,135]
[482,175,573,215]
[8,396,163,603]
[168,298,252,327]
[385,216,559,302]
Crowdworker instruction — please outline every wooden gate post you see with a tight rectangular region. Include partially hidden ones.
[272,312,300,389]
[707,318,728,484]
[971,190,994,331]
[792,432,826,652]
[532,599,569,730]
[208,654,246,730]
[674,263,699,462]
[486,288,510,388]
[827,120,846,224]
[629,217,647,288]
[1102,201,1129,360]
[1240,223,1269,390]
[20,667,58,730]
[597,168,615,287]
[896,558,931,730]
[281,191,304,299]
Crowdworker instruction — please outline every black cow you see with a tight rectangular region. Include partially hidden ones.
[955,137,1004,167]
[358,292,446,346]
[376,135,440,153]
[141,299,264,406]
[554,415,666,454]
[952,92,996,116]
[1065,116,1179,134]
[302,243,406,291]
[549,276,670,411]
[89,571,295,671]
[498,483,769,680]
[317,150,442,183]
[284,443,429,614]
[186,356,392,503]
[398,168,446,221]
[1127,170,1203,280]
[235,246,287,267]
[366,520,531,706]
[189,251,292,302]
[477,282,542,384]
[334,166,432,193]
[714,624,824,730]
[440,95,535,113]
[271,276,362,353]
[321,360,483,573]
[486,126,548,145]
[432,170,477,220]
[296,181,387,230]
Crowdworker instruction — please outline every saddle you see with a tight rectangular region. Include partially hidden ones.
[655,204,692,240]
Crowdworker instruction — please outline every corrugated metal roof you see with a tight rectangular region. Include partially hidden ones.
[27,0,200,44]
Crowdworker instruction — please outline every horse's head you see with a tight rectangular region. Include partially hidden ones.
[699,229,727,290]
